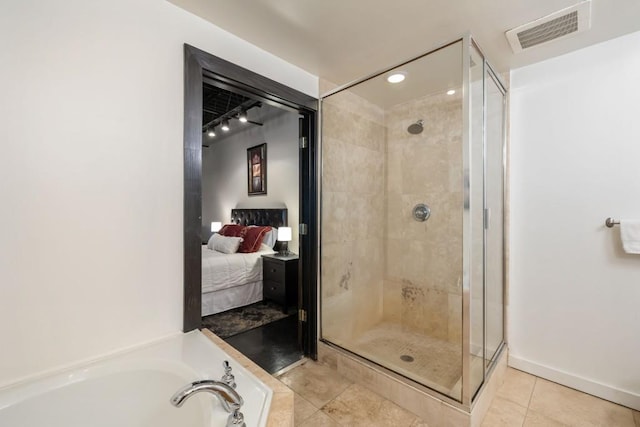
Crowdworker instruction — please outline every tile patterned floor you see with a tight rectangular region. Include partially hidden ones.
[483,368,640,427]
[275,360,640,427]
[277,360,425,426]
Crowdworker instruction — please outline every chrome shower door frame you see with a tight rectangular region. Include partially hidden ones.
[461,34,508,409]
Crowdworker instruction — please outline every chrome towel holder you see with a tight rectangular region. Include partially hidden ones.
[605,218,620,228]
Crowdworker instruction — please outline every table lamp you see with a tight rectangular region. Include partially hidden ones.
[277,227,292,256]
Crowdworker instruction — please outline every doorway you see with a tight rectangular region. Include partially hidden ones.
[182,44,319,371]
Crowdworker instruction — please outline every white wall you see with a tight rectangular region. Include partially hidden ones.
[0,0,317,387]
[203,107,300,250]
[509,31,640,410]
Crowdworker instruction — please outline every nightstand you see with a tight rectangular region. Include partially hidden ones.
[261,253,298,314]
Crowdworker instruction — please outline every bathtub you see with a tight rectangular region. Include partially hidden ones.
[0,330,272,427]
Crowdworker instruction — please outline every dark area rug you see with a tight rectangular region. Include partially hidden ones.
[202,300,289,338]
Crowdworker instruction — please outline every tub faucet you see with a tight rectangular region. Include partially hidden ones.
[221,360,236,389]
[170,380,245,427]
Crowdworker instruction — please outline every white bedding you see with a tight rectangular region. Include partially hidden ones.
[201,244,276,294]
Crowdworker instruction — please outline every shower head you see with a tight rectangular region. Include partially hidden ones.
[407,120,424,135]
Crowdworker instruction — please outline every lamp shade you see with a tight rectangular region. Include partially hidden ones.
[211,222,222,233]
[277,227,292,242]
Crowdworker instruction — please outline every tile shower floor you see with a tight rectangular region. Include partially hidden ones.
[275,360,640,427]
[349,322,461,396]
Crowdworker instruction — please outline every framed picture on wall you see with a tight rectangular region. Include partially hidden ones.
[247,143,267,195]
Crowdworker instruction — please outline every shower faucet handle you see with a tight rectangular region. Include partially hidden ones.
[222,360,236,389]
[412,203,431,222]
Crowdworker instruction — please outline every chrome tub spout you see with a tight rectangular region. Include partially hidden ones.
[170,380,245,426]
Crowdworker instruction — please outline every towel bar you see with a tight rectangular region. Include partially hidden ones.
[605,218,620,228]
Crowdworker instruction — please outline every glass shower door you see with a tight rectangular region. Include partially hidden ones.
[467,40,507,401]
[485,69,506,365]
[321,41,465,402]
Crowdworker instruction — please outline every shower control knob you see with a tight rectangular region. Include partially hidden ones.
[222,360,236,389]
[412,204,431,222]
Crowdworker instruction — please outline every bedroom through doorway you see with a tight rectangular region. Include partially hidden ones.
[197,82,306,374]
[183,44,319,373]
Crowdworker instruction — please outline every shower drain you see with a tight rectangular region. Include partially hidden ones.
[400,355,414,362]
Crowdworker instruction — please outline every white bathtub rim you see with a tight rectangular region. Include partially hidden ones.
[0,330,183,392]
[0,330,273,427]
[0,358,199,410]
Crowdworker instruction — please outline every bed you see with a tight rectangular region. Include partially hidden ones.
[201,208,288,316]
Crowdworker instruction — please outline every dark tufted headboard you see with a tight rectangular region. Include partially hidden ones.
[230,208,288,228]
[231,208,288,252]
[202,209,288,245]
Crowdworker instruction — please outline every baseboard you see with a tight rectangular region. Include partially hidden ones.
[509,354,640,411]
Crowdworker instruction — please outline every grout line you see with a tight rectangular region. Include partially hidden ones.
[521,376,537,425]
[520,402,528,427]
[320,391,348,426]
[299,409,319,427]
[526,377,537,408]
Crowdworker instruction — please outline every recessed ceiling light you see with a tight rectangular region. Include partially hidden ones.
[387,72,406,84]
[447,89,456,95]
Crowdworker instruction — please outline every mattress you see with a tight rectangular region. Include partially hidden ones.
[201,244,275,294]
[201,281,263,317]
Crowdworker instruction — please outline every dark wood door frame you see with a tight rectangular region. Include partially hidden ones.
[183,44,318,358]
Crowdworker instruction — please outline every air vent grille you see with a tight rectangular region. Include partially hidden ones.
[518,11,578,49]
[506,2,591,53]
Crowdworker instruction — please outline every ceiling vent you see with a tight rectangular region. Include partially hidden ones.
[506,1,591,53]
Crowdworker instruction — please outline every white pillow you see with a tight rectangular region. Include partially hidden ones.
[258,243,276,253]
[206,233,215,249]
[245,225,278,248]
[208,233,243,254]
[262,228,278,248]
[206,233,218,249]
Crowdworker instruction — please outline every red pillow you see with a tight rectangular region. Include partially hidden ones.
[238,226,272,253]
[218,224,245,237]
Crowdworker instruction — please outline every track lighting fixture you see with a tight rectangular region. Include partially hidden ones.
[207,126,216,137]
[238,109,248,123]
[221,119,230,132]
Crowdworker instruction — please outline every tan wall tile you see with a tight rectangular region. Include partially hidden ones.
[448,294,462,343]
[383,92,463,339]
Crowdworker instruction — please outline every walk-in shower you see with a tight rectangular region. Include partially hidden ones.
[320,36,506,412]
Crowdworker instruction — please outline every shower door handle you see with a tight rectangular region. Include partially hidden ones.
[484,208,491,229]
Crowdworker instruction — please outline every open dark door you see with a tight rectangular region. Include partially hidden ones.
[183,44,318,362]
[298,114,318,359]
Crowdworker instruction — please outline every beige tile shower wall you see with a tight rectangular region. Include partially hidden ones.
[321,87,386,344]
[383,92,463,343]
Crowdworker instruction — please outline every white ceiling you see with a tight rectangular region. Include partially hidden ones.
[347,41,463,109]
[169,0,640,90]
